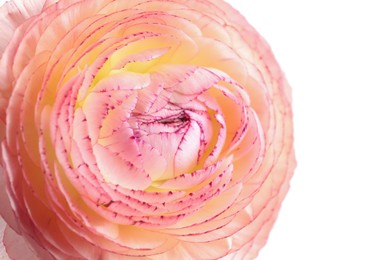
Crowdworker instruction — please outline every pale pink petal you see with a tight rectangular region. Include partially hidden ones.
[0,0,46,56]
[0,167,20,234]
[93,144,151,190]
[3,225,36,260]
[0,217,7,260]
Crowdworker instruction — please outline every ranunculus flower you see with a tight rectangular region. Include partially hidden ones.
[0,0,295,259]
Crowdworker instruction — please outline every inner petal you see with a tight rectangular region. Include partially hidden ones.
[93,143,151,190]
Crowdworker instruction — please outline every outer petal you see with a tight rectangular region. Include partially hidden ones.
[0,217,7,259]
[2,224,55,260]
[0,167,20,234]
[3,225,35,260]
[0,0,47,57]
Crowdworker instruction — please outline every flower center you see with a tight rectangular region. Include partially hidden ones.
[131,108,191,136]
[156,111,189,125]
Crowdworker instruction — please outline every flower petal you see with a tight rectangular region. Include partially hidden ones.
[0,0,46,57]
[0,217,7,260]
[0,167,20,235]
[3,225,36,260]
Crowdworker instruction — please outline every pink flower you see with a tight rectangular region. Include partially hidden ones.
[0,0,295,259]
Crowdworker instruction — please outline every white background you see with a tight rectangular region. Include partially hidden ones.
[1,0,389,259]
[225,0,390,259]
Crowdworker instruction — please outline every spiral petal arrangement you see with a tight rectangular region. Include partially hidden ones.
[0,0,295,259]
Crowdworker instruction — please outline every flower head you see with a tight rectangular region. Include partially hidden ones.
[0,0,295,259]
